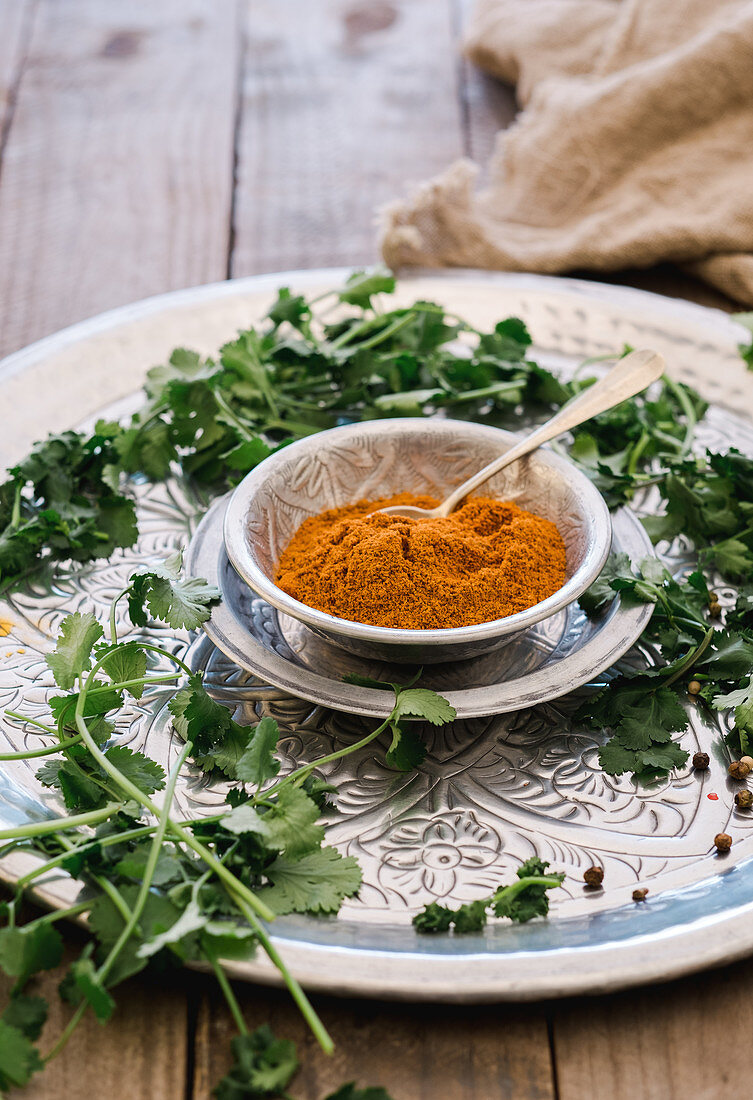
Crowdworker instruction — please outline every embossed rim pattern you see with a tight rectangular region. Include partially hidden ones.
[2,268,753,1004]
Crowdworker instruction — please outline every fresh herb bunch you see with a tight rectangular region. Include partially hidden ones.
[0,267,701,594]
[579,555,753,781]
[0,556,455,1094]
[413,857,564,934]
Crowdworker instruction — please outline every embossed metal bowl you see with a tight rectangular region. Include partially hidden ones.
[223,418,611,663]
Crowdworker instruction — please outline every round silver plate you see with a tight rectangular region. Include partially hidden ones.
[2,269,753,1002]
[187,495,651,719]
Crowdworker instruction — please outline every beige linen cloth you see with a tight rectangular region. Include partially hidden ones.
[380,0,753,304]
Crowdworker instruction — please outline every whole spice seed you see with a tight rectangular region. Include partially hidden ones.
[632,888,649,902]
[275,494,567,630]
[714,833,733,853]
[740,756,753,770]
[728,760,751,780]
[708,601,722,618]
[688,680,702,695]
[735,790,753,810]
[692,751,710,770]
[583,865,604,887]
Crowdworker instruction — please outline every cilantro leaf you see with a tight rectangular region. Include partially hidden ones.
[392,688,456,726]
[69,956,116,1021]
[257,847,362,915]
[0,923,63,991]
[101,746,166,796]
[46,611,104,690]
[2,996,47,1042]
[137,899,208,959]
[337,267,396,309]
[97,642,147,698]
[236,717,281,788]
[385,722,427,772]
[127,551,220,629]
[451,899,488,934]
[0,1018,42,1089]
[214,1025,298,1100]
[412,903,454,934]
[223,787,324,862]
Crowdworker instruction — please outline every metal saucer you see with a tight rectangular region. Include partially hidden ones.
[186,495,654,719]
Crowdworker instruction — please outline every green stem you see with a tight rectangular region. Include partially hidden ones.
[261,717,391,802]
[0,735,82,761]
[136,642,193,677]
[0,803,120,841]
[4,711,57,735]
[206,947,248,1036]
[74,660,276,924]
[10,484,21,529]
[43,1003,87,1064]
[663,375,698,455]
[109,587,130,645]
[663,628,715,690]
[96,741,193,984]
[626,430,651,476]
[16,824,162,888]
[231,892,333,1055]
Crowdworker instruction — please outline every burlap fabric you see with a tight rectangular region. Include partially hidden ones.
[380,0,753,304]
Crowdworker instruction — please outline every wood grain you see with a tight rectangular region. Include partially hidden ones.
[193,980,556,1100]
[230,0,465,275]
[0,945,190,1100]
[0,0,240,358]
[0,0,34,138]
[553,962,753,1100]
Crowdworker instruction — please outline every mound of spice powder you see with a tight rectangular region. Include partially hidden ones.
[274,493,567,629]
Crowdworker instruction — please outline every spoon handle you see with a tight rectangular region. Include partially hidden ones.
[439,348,665,515]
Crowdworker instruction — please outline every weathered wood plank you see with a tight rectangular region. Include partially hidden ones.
[0,947,190,1099]
[193,980,556,1100]
[553,963,753,1100]
[0,0,240,358]
[0,0,35,128]
[230,0,465,275]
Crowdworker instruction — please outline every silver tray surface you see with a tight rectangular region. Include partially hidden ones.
[1,269,753,1002]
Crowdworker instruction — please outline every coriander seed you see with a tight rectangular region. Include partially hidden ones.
[583,865,604,887]
[728,760,751,780]
[741,756,753,770]
[714,833,732,853]
[708,601,721,618]
[735,790,753,810]
[692,752,710,770]
[688,680,701,695]
[632,888,649,902]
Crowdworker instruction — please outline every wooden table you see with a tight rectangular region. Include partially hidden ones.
[0,3,747,1098]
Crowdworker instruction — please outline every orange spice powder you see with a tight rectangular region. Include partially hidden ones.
[274,493,567,630]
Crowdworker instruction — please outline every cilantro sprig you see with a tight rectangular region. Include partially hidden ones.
[413,857,564,934]
[0,554,453,1094]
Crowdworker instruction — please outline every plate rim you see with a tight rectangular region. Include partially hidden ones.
[2,266,753,1004]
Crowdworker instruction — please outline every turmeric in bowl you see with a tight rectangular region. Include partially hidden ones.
[274,494,567,630]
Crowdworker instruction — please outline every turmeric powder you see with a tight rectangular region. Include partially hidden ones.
[274,493,567,630]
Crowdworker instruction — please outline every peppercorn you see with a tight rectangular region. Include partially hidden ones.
[632,888,649,902]
[688,680,701,695]
[728,760,751,780]
[708,601,722,618]
[735,790,753,810]
[741,756,753,770]
[714,833,732,853]
[692,751,710,771]
[583,865,604,887]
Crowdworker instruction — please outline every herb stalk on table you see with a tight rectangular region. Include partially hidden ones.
[0,557,457,1095]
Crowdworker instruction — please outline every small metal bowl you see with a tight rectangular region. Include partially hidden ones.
[223,418,611,664]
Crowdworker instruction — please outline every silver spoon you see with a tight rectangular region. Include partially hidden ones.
[377,347,665,520]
